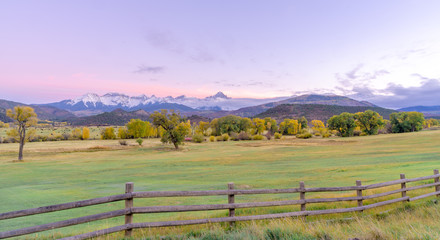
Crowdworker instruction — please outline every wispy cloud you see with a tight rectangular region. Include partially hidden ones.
[134,65,165,74]
[145,30,223,63]
[335,64,389,87]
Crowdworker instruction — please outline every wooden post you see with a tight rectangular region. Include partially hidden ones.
[434,169,439,197]
[400,174,407,199]
[299,181,306,212]
[125,182,134,238]
[228,182,235,228]
[356,180,363,212]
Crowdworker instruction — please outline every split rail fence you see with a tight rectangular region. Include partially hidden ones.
[1,169,440,240]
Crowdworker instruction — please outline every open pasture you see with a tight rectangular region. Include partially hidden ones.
[1,130,440,239]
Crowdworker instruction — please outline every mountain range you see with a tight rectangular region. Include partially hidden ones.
[44,92,289,117]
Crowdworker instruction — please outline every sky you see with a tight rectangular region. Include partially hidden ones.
[1,0,440,108]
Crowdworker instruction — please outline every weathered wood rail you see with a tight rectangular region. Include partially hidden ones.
[1,169,440,240]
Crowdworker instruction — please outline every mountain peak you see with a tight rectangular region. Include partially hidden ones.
[209,91,229,99]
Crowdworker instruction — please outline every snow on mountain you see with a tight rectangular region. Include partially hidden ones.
[69,93,101,107]
[47,91,291,116]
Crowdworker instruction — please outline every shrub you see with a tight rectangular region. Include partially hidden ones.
[53,134,63,141]
[322,133,331,138]
[209,136,215,142]
[252,135,264,140]
[72,128,82,140]
[229,132,239,141]
[62,133,71,140]
[296,132,313,139]
[274,132,282,139]
[222,133,229,141]
[216,135,224,141]
[238,131,251,140]
[136,138,143,146]
[314,132,321,136]
[192,133,204,143]
[119,140,127,146]
[353,130,362,136]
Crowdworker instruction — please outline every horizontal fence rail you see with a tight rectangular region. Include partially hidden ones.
[1,170,440,240]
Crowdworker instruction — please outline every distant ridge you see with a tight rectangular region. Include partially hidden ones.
[255,104,396,122]
[69,109,151,126]
[0,99,75,121]
[278,94,376,107]
[398,106,440,117]
[221,94,379,118]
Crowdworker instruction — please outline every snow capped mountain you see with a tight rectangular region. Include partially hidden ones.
[44,91,291,116]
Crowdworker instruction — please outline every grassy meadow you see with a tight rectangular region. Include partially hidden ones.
[1,130,440,239]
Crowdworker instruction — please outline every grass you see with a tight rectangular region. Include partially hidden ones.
[1,130,440,239]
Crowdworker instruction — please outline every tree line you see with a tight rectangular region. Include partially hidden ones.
[2,106,439,160]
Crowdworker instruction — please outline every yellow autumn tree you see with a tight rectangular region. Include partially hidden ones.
[82,127,90,140]
[6,106,38,161]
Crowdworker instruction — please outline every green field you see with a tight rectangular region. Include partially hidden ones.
[1,130,440,239]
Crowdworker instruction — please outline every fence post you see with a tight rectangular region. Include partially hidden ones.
[400,174,407,200]
[299,181,306,214]
[434,169,439,197]
[356,180,363,212]
[125,182,134,237]
[228,182,235,228]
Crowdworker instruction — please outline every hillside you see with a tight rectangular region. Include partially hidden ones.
[0,99,75,121]
[69,109,151,126]
[0,110,11,123]
[398,105,440,118]
[255,104,396,122]
[220,94,377,118]
[278,94,376,107]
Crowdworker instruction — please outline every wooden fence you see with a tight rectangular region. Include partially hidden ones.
[1,169,440,240]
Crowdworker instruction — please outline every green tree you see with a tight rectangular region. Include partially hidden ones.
[239,117,253,133]
[217,115,243,134]
[151,110,191,149]
[6,106,38,161]
[354,110,384,135]
[210,118,220,136]
[264,117,278,134]
[389,112,425,133]
[327,112,356,137]
[126,119,147,138]
[298,116,308,129]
